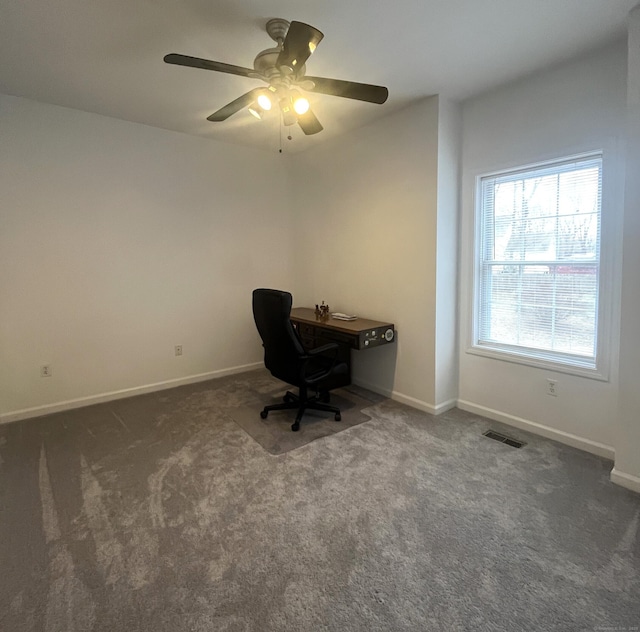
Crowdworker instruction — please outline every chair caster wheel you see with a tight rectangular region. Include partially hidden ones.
[283,393,293,403]
[260,410,268,419]
[291,421,300,432]
[335,413,342,422]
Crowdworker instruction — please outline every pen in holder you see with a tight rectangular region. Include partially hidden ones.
[315,301,330,320]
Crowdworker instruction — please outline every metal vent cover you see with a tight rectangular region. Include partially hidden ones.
[483,429,526,449]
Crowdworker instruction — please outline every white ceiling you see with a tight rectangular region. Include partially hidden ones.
[1,0,637,153]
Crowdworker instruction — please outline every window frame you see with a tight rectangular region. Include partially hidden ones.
[469,151,610,380]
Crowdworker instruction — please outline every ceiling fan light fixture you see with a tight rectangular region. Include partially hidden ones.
[292,95,310,115]
[257,93,272,110]
[248,91,273,119]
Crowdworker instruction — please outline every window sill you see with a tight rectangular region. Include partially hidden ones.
[466,344,609,381]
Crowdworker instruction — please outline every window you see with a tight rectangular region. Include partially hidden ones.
[473,154,603,374]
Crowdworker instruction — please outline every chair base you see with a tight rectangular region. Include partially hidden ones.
[260,387,342,432]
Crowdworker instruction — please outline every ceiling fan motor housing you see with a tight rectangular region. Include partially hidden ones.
[253,48,289,83]
[265,18,290,43]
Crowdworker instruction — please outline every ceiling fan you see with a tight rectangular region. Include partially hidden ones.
[164,18,389,136]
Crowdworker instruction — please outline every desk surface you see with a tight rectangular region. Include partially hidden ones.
[290,307,393,335]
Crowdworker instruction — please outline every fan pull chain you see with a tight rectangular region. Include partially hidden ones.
[278,110,294,153]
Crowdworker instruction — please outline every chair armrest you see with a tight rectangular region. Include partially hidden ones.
[307,342,338,356]
[300,342,340,385]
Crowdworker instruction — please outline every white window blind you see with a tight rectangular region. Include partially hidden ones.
[475,154,602,370]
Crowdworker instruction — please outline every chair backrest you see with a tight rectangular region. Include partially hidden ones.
[252,288,306,385]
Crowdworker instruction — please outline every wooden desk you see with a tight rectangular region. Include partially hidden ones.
[290,307,395,388]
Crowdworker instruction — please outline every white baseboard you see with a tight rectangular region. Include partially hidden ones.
[457,399,615,460]
[0,362,263,424]
[392,392,457,416]
[351,378,456,416]
[610,468,640,494]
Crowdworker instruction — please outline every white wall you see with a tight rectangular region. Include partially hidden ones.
[0,94,293,420]
[0,92,460,422]
[3,33,636,487]
[435,98,462,406]
[289,96,459,412]
[458,41,628,456]
[614,6,640,491]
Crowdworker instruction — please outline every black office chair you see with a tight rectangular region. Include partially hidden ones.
[252,288,348,432]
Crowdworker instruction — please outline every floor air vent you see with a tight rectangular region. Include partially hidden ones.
[483,430,526,449]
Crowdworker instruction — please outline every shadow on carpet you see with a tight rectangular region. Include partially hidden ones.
[228,388,374,454]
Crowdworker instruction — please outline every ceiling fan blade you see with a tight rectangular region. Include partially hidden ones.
[276,21,324,73]
[297,108,323,135]
[207,89,264,121]
[304,76,389,104]
[164,53,255,78]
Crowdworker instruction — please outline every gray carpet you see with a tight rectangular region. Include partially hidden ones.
[228,387,377,455]
[1,369,639,632]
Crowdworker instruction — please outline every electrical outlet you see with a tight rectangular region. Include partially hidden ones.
[40,364,52,378]
[174,345,183,357]
[546,378,558,397]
